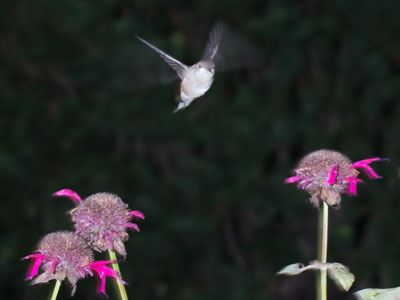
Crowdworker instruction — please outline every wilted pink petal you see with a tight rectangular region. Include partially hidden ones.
[125,223,140,232]
[327,165,338,185]
[344,177,363,195]
[52,189,82,205]
[130,210,145,220]
[49,259,60,273]
[88,261,125,296]
[21,254,46,280]
[351,158,385,179]
[284,176,300,184]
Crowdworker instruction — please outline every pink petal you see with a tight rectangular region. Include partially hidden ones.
[49,259,59,273]
[21,254,46,280]
[344,177,363,195]
[327,165,338,185]
[125,223,140,232]
[52,189,82,205]
[351,158,386,179]
[130,210,145,220]
[284,176,300,184]
[88,261,125,297]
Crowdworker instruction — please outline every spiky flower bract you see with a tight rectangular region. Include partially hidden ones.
[285,149,385,207]
[21,231,123,296]
[54,190,144,257]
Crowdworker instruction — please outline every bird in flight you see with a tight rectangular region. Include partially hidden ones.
[137,22,223,112]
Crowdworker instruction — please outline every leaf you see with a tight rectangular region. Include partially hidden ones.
[277,261,355,292]
[354,287,400,300]
[276,263,306,275]
[327,263,355,292]
[277,261,324,276]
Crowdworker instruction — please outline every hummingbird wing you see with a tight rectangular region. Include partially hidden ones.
[211,23,266,72]
[136,36,188,79]
[201,21,224,61]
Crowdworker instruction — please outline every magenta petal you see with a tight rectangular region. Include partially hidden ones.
[351,158,385,179]
[130,210,145,220]
[21,254,46,280]
[284,176,300,184]
[88,261,125,296]
[327,165,338,185]
[125,223,140,232]
[52,189,82,205]
[344,177,363,195]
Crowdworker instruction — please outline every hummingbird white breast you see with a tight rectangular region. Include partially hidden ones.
[180,67,214,103]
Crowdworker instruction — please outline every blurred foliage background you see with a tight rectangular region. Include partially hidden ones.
[1,0,400,299]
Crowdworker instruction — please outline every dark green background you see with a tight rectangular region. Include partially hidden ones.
[1,0,400,299]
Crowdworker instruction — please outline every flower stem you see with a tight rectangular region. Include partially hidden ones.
[108,250,129,300]
[48,280,61,300]
[316,202,329,300]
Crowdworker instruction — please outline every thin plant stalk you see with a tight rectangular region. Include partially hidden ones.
[108,249,129,300]
[48,280,61,300]
[316,202,329,300]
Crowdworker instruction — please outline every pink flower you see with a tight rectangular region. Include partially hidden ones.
[54,190,145,257]
[285,149,385,207]
[21,231,123,296]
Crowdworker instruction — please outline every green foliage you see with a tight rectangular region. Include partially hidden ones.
[327,263,355,292]
[277,263,308,275]
[277,262,354,291]
[1,0,400,299]
[355,287,400,300]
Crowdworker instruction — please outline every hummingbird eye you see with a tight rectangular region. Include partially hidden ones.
[211,68,215,73]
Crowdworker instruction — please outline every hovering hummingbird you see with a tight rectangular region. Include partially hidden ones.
[137,23,223,112]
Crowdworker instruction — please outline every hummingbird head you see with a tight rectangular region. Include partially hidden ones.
[197,60,215,73]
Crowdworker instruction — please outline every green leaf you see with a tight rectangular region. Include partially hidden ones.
[277,261,355,292]
[354,287,400,300]
[327,263,355,292]
[277,261,325,276]
[276,263,306,275]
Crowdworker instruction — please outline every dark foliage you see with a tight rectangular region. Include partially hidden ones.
[1,0,400,299]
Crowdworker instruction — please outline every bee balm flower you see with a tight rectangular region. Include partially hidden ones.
[21,231,123,296]
[285,149,385,207]
[53,190,144,257]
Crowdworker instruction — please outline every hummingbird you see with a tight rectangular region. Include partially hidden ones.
[137,23,223,112]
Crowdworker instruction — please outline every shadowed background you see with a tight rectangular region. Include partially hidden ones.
[1,0,400,299]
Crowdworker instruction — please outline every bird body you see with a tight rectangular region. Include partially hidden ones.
[137,23,222,112]
[178,61,215,111]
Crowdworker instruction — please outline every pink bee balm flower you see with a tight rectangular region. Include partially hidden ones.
[21,231,123,296]
[54,191,145,257]
[285,149,385,207]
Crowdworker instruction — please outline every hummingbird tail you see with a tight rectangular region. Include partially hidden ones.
[173,102,189,113]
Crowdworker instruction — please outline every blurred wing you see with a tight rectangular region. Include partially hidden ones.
[110,41,177,90]
[201,21,224,61]
[136,36,188,79]
[212,23,266,72]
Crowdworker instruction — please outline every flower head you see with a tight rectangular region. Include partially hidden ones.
[285,149,385,207]
[21,231,123,296]
[53,190,145,257]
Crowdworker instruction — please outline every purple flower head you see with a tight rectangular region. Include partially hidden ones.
[21,231,123,296]
[54,190,145,257]
[285,149,385,207]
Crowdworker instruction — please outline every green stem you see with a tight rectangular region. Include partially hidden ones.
[316,202,329,300]
[48,280,61,300]
[108,250,129,300]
